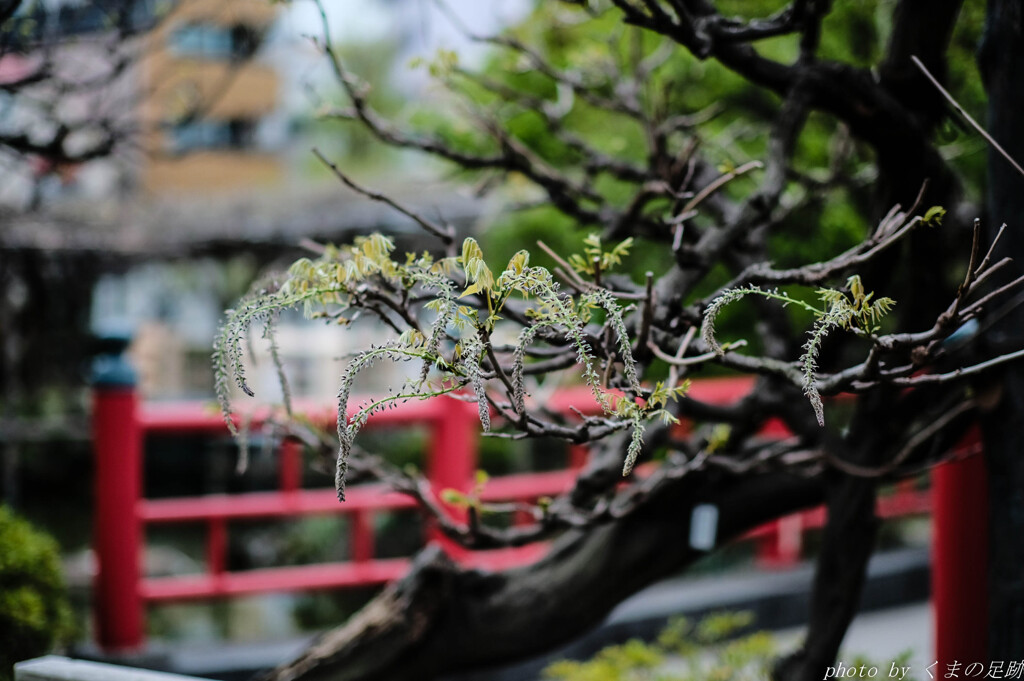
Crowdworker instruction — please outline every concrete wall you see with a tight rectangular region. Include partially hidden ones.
[15,656,208,681]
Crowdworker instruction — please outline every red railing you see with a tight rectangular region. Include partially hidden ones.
[94,385,564,651]
[91,370,979,657]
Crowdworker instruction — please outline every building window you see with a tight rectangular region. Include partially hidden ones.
[169,22,262,60]
[229,24,261,59]
[170,24,232,58]
[169,118,256,153]
[227,119,256,147]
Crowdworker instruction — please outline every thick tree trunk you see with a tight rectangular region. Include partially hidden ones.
[262,470,823,681]
[771,472,878,681]
[773,388,919,681]
[978,0,1024,658]
[774,3,966,677]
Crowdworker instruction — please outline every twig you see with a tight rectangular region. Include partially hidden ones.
[298,238,327,255]
[974,223,1007,278]
[636,271,655,354]
[911,55,1024,179]
[680,160,764,215]
[961,218,982,294]
[650,339,748,366]
[667,326,696,389]
[312,148,454,244]
[963,257,1013,299]
[826,399,974,478]
[886,347,1024,386]
[961,272,1024,318]
[552,266,589,295]
[537,240,589,289]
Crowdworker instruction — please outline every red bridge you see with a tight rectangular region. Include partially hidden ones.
[91,374,986,666]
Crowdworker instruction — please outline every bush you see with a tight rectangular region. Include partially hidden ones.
[542,612,920,681]
[0,505,74,680]
[543,611,774,681]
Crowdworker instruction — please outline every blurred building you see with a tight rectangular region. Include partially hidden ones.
[0,0,285,204]
[4,0,516,402]
[138,0,283,194]
[84,0,293,399]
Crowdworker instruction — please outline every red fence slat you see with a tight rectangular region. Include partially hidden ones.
[93,376,953,652]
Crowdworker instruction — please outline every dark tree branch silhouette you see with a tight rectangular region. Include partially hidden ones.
[200,2,1024,679]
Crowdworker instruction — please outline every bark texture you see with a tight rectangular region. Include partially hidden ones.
[262,470,823,681]
[979,0,1024,659]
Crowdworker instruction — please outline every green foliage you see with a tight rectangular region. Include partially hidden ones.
[702,276,895,426]
[317,0,984,272]
[568,234,635,277]
[543,611,774,681]
[479,207,674,289]
[393,0,834,298]
[922,205,947,227]
[235,0,987,505]
[0,506,74,679]
[409,48,459,79]
[440,470,491,512]
[214,234,684,499]
[816,275,897,334]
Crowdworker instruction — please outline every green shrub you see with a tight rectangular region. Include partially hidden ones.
[543,611,774,681]
[0,505,74,680]
[543,612,920,681]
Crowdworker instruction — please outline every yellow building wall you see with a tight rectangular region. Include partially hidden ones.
[145,59,279,121]
[153,0,278,31]
[142,152,282,194]
[139,0,282,195]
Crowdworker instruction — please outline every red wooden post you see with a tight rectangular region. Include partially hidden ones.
[427,400,478,559]
[207,518,227,578]
[279,438,301,493]
[933,451,988,667]
[756,514,803,568]
[568,444,588,469]
[92,336,144,651]
[350,510,374,563]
